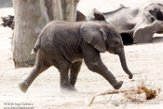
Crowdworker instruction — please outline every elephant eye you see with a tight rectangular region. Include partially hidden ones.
[114,41,119,46]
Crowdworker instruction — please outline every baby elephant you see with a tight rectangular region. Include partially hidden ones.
[19,21,133,92]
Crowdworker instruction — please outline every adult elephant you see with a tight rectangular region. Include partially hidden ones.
[79,2,163,44]
[19,21,133,92]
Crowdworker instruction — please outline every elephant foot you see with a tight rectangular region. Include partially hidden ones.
[61,83,77,92]
[113,81,123,89]
[19,81,29,93]
[61,87,77,93]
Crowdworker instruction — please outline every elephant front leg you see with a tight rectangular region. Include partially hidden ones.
[70,60,82,86]
[82,43,123,89]
[85,60,123,89]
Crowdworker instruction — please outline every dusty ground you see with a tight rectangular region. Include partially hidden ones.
[0,6,163,109]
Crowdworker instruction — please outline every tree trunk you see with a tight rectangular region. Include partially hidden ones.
[13,0,79,68]
[61,0,79,21]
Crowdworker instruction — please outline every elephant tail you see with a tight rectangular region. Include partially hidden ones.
[31,35,41,54]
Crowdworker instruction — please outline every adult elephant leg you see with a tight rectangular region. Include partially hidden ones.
[19,54,50,93]
[133,21,163,43]
[70,61,82,86]
[58,61,76,91]
[134,26,154,43]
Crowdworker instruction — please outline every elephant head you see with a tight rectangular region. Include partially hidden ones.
[133,3,163,43]
[79,2,163,44]
[81,22,133,79]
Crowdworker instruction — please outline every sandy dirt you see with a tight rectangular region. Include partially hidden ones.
[0,6,163,109]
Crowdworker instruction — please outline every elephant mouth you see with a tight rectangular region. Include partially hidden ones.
[108,48,119,55]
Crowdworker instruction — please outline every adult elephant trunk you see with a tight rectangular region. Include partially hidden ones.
[118,48,133,79]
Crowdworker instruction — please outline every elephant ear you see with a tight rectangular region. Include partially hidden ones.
[93,8,106,21]
[80,23,107,52]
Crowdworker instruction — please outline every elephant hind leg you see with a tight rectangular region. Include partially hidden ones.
[19,54,50,93]
[70,61,82,86]
[58,61,76,91]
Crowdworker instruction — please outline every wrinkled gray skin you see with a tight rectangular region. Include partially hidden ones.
[80,3,163,44]
[19,21,133,93]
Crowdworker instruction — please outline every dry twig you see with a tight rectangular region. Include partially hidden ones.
[89,83,160,106]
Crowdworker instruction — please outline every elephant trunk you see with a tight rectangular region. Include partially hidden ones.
[118,48,133,79]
